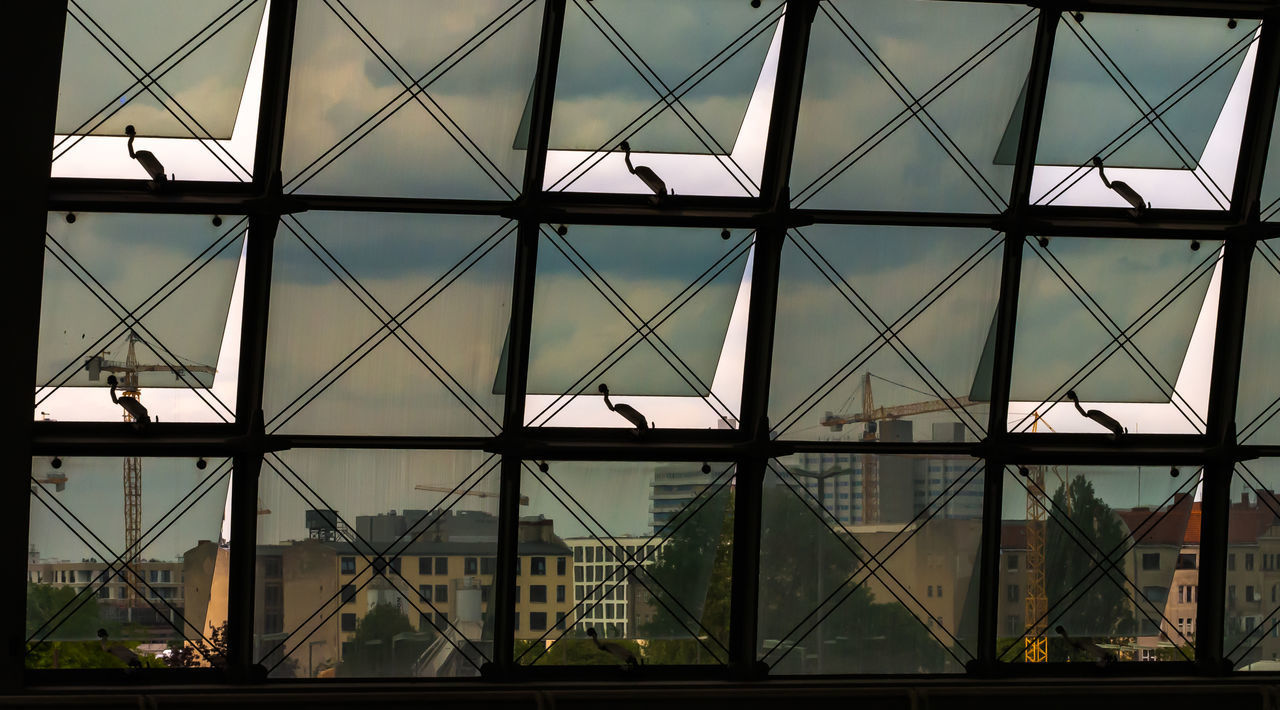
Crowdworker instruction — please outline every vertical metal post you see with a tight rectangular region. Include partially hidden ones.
[731,0,815,677]
[492,0,566,676]
[977,10,1058,673]
[228,0,296,681]
[4,0,67,690]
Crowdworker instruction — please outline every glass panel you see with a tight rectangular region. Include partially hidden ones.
[515,461,734,666]
[36,212,243,423]
[522,225,749,429]
[1007,236,1219,434]
[542,0,782,196]
[27,456,232,669]
[759,454,983,674]
[281,0,544,199]
[1237,241,1280,444]
[56,0,266,139]
[999,464,1199,663]
[790,0,1036,212]
[1226,460,1280,670]
[769,225,1002,441]
[1030,13,1257,209]
[256,449,500,678]
[263,212,514,436]
[1263,107,1280,221]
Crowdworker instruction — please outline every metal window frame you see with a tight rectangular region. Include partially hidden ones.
[14,0,1280,691]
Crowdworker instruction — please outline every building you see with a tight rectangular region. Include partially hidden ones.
[564,536,661,638]
[27,551,189,631]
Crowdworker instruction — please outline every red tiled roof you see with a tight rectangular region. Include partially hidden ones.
[1185,503,1201,545]
[1115,492,1194,546]
[1001,522,1027,550]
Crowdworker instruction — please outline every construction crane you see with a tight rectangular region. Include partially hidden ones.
[414,484,529,506]
[1023,413,1069,663]
[820,372,977,523]
[84,331,216,610]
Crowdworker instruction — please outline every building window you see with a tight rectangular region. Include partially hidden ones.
[1247,585,1259,602]
[437,612,449,626]
[1142,553,1160,571]
[575,566,584,583]
[465,557,478,575]
[97,586,110,599]
[516,558,522,576]
[557,585,566,603]
[341,613,356,632]
[1007,584,1019,602]
[341,585,356,604]
[1229,554,1237,571]
[264,584,282,605]
[1008,615,1021,635]
[514,613,520,631]
[1007,554,1019,572]
[937,585,943,598]
[481,557,496,575]
[341,557,357,575]
[420,612,433,631]
[556,612,566,630]
[1229,585,1237,602]
[1177,553,1197,570]
[530,585,547,603]
[586,547,595,563]
[435,557,449,576]
[264,612,283,635]
[557,557,567,576]
[435,584,448,603]
[419,585,433,603]
[574,547,583,563]
[263,557,282,578]
[482,586,491,604]
[1247,554,1255,571]
[530,612,547,630]
[576,584,584,601]
[515,586,521,603]
[927,586,933,598]
[419,557,432,575]
[531,557,547,575]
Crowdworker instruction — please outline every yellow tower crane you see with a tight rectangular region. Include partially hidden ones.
[821,372,976,523]
[84,331,216,609]
[1022,413,1069,663]
[414,484,529,506]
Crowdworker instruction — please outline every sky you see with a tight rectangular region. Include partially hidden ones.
[33,1,1270,560]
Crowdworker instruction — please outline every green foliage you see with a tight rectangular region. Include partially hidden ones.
[26,583,106,641]
[1045,475,1134,661]
[336,604,430,677]
[528,637,644,666]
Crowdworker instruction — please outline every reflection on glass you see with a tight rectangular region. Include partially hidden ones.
[282,0,543,199]
[26,456,231,669]
[1236,242,1280,444]
[1008,237,1218,434]
[999,465,1198,664]
[759,454,983,674]
[1225,460,1280,670]
[522,225,748,429]
[515,461,734,666]
[56,0,265,138]
[769,225,1001,441]
[790,0,1035,212]
[263,212,514,436]
[256,449,500,678]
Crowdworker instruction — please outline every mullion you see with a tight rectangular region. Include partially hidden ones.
[1035,25,1258,208]
[323,0,521,198]
[1009,243,1221,432]
[573,0,760,195]
[546,4,784,193]
[526,231,753,427]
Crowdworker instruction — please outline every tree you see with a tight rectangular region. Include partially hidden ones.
[24,583,126,670]
[1045,475,1135,661]
[336,603,428,677]
[164,620,229,669]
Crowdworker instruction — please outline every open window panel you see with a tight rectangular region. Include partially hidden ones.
[998,464,1202,665]
[789,0,1037,213]
[281,0,543,200]
[1224,459,1280,671]
[26,456,233,671]
[35,212,243,424]
[515,460,734,667]
[1027,12,1259,211]
[1005,236,1220,435]
[1236,238,1280,444]
[255,449,500,679]
[768,225,1002,443]
[262,211,513,437]
[52,0,268,182]
[538,0,784,198]
[759,454,983,674]
[519,224,749,430]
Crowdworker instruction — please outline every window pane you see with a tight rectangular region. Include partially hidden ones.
[255,449,499,678]
[1006,237,1219,434]
[1226,460,1280,670]
[520,225,749,428]
[542,0,782,196]
[1237,241,1280,443]
[263,212,514,436]
[282,0,543,199]
[759,454,983,673]
[516,461,734,666]
[769,225,1001,441]
[37,212,243,422]
[1031,13,1257,209]
[1001,464,1199,663]
[27,456,231,669]
[790,0,1036,212]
